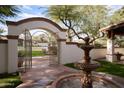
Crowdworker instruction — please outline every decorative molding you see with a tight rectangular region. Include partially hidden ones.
[7,35,19,39]
[0,39,8,43]
[6,17,66,32]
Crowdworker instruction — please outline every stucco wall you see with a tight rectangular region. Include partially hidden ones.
[8,39,18,73]
[0,43,8,73]
[91,48,124,59]
[60,44,124,64]
[59,42,108,64]
[60,42,83,64]
[0,38,124,73]
[90,48,107,59]
[115,48,124,53]
[8,21,66,39]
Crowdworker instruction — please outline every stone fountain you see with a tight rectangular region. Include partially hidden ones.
[50,37,124,88]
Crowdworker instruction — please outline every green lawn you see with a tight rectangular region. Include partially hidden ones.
[96,61,124,77]
[64,63,77,69]
[32,51,46,57]
[0,73,22,88]
[64,61,124,78]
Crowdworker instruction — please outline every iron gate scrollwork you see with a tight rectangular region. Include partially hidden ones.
[24,29,32,71]
[18,29,32,72]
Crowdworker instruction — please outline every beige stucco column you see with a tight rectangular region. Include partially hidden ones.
[106,38,117,62]
[7,35,18,73]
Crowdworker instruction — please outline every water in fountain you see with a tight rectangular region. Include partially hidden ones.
[57,77,117,88]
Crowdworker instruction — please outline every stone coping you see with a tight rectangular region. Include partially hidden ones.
[7,35,19,39]
[51,72,124,88]
[6,17,66,32]
[0,39,8,43]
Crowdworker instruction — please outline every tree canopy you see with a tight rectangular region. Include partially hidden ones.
[110,6,124,47]
[111,6,124,24]
[0,5,20,35]
[47,5,110,45]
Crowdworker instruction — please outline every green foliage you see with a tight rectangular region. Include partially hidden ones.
[64,63,76,69]
[0,5,20,24]
[96,61,124,77]
[18,51,25,57]
[94,43,103,48]
[0,28,5,34]
[79,6,109,36]
[0,73,22,88]
[32,51,46,57]
[32,31,57,47]
[47,5,80,22]
[111,6,124,24]
[114,36,124,47]
[64,61,124,77]
[47,5,110,44]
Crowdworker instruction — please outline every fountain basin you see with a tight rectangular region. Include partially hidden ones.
[51,73,124,88]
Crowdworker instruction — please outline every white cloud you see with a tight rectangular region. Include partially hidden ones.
[0,12,46,34]
[0,24,7,30]
[38,5,50,8]
[21,5,33,10]
[18,12,46,20]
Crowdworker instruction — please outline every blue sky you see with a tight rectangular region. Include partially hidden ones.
[0,5,49,35]
[0,5,123,35]
[7,5,123,21]
[7,5,48,21]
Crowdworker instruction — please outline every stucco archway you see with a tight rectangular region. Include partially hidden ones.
[6,17,66,73]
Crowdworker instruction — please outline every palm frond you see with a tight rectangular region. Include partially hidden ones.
[0,5,20,24]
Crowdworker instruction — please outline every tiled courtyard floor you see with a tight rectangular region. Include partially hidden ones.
[17,56,78,88]
[17,56,124,88]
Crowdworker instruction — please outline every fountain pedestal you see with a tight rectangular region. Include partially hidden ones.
[75,45,100,88]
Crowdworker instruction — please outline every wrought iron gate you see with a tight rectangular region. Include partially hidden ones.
[18,29,32,72]
[24,29,32,71]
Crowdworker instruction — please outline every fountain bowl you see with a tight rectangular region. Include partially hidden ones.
[51,73,124,88]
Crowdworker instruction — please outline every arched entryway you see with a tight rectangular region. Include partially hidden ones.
[30,29,59,65]
[6,17,66,73]
[18,28,60,72]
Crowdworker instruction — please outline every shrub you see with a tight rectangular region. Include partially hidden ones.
[18,51,25,57]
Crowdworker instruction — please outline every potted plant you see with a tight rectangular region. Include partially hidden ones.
[18,51,25,67]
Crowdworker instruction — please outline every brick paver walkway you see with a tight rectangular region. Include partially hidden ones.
[17,56,77,88]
